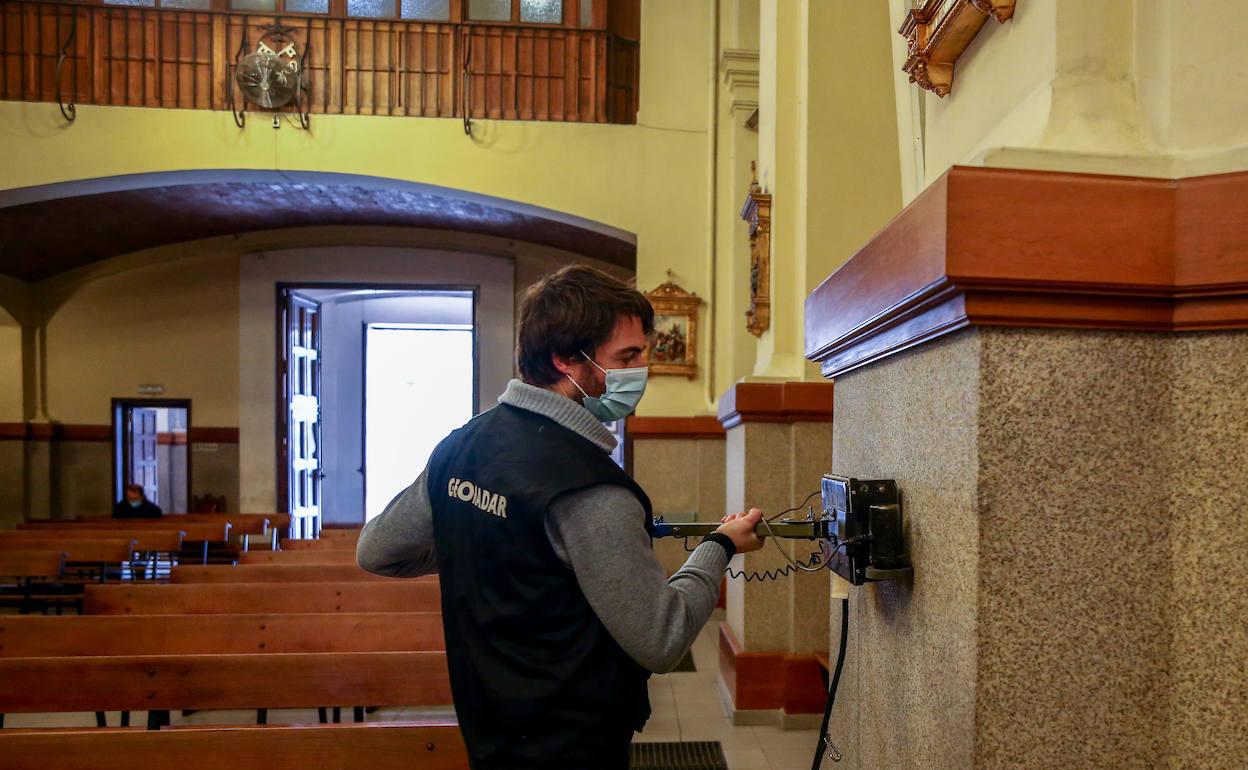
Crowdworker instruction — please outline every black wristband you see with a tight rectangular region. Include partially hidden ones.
[702,532,736,560]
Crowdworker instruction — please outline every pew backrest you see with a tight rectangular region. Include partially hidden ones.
[0,722,468,770]
[0,539,136,563]
[0,550,65,580]
[84,580,440,614]
[19,520,230,542]
[0,530,184,553]
[171,564,388,583]
[0,651,451,713]
[0,612,445,656]
[280,538,358,552]
[238,550,356,565]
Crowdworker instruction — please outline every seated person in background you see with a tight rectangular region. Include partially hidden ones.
[113,483,163,519]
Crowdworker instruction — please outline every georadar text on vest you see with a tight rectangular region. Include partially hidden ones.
[448,478,509,519]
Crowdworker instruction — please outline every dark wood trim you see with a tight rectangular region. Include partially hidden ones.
[717,622,826,714]
[625,416,726,439]
[0,423,238,443]
[188,427,240,444]
[716,382,833,430]
[806,166,1248,378]
[0,422,30,440]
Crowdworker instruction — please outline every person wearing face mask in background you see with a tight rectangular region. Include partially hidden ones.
[112,483,164,519]
[358,265,768,770]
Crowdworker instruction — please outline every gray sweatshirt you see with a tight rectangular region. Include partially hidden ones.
[356,379,730,674]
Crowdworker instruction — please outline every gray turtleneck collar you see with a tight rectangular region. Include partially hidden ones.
[498,379,617,453]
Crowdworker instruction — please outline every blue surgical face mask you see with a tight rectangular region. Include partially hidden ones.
[128,499,143,508]
[567,351,648,423]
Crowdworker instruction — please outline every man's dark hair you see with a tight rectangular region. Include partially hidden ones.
[517,265,654,386]
[123,483,144,496]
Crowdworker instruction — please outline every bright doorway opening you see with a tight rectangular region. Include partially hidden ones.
[365,322,474,520]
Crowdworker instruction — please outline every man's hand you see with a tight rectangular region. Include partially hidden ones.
[714,508,766,554]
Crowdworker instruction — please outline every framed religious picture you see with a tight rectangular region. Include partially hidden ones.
[644,275,701,378]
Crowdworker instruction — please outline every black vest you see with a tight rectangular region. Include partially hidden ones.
[428,404,654,769]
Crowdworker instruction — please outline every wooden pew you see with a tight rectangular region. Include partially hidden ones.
[0,530,184,554]
[84,580,440,615]
[0,539,135,573]
[0,550,65,613]
[19,520,231,541]
[171,565,391,583]
[282,538,358,552]
[0,721,468,770]
[320,527,362,539]
[0,612,445,657]
[238,550,356,565]
[0,651,451,727]
[19,520,230,565]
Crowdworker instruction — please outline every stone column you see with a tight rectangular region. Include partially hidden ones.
[805,166,1248,769]
[715,381,833,727]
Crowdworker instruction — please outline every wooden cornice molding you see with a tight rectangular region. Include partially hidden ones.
[716,381,833,430]
[899,0,1016,97]
[626,416,725,440]
[805,166,1248,379]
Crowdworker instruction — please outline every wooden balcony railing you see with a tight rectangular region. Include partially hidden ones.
[0,0,639,124]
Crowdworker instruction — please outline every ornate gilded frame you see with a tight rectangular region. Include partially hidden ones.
[899,0,1016,97]
[644,277,701,378]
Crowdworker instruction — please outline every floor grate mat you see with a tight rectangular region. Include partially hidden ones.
[629,740,727,770]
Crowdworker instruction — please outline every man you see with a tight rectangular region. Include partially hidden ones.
[358,265,767,770]
[112,483,163,519]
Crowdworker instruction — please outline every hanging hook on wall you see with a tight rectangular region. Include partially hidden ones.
[54,9,79,123]
[228,33,248,129]
[461,28,473,137]
[296,25,312,130]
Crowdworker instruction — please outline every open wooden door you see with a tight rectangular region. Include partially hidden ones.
[281,291,323,539]
[128,408,159,503]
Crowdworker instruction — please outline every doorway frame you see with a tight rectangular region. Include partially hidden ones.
[274,282,481,520]
[111,397,194,510]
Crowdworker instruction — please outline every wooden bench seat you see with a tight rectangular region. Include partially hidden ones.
[171,564,390,583]
[0,539,135,565]
[238,550,357,565]
[0,529,184,554]
[19,521,231,542]
[0,550,66,613]
[84,580,440,614]
[0,650,451,717]
[0,612,445,656]
[281,538,358,552]
[0,540,136,589]
[0,721,467,770]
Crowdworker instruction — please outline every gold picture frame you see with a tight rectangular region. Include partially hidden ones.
[644,277,701,378]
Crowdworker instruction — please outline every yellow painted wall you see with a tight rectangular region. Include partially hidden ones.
[801,0,902,377]
[911,0,1248,186]
[43,252,241,426]
[0,0,716,419]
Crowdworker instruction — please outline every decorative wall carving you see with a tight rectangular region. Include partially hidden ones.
[740,162,771,338]
[899,0,1016,97]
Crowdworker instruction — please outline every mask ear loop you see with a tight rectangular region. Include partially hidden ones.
[578,349,609,375]
[566,351,601,400]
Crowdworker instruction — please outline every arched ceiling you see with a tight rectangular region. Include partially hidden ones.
[0,170,636,282]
